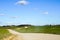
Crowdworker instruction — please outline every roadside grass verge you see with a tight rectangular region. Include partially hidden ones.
[0,29,11,40]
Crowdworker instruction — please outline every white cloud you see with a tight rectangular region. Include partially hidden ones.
[10,16,19,18]
[11,16,18,18]
[43,11,48,14]
[6,22,19,25]
[16,0,29,5]
[0,14,5,16]
[6,22,14,25]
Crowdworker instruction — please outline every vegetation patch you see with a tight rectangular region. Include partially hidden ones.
[12,25,60,35]
[0,29,11,40]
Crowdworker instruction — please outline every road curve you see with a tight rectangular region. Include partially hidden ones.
[8,29,60,40]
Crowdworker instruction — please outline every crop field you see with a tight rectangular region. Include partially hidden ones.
[0,29,11,40]
[13,25,60,34]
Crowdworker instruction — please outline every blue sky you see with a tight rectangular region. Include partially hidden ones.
[0,0,60,25]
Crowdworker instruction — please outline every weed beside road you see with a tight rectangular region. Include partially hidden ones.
[0,29,11,40]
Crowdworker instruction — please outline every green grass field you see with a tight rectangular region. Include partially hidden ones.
[13,26,60,34]
[0,29,11,40]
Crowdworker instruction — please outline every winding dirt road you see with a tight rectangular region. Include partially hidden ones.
[8,29,60,40]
